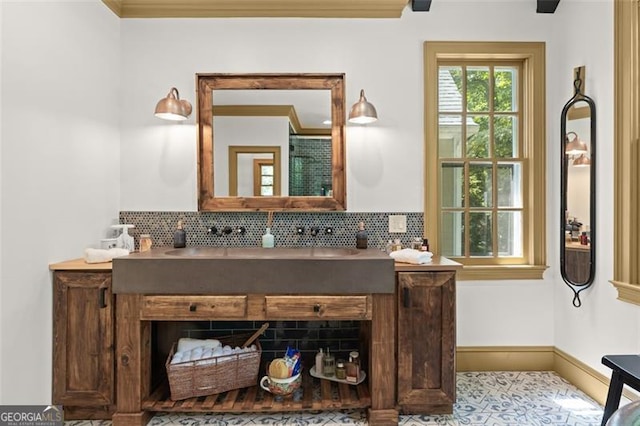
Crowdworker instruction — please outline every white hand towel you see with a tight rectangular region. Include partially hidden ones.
[84,248,130,264]
[389,248,433,265]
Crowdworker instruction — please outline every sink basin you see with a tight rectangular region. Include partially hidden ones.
[113,246,395,295]
[164,247,360,258]
[225,247,313,258]
[312,247,360,257]
[165,247,226,257]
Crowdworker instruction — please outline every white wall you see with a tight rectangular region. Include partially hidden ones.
[0,1,120,403]
[552,0,640,377]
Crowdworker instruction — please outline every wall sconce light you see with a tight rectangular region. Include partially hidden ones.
[154,87,192,121]
[565,131,588,155]
[348,89,378,124]
[572,153,591,167]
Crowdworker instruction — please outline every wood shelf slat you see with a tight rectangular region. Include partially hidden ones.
[142,377,371,413]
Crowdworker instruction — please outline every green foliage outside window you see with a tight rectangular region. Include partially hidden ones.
[446,67,518,257]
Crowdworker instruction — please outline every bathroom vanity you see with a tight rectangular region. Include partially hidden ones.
[50,250,461,425]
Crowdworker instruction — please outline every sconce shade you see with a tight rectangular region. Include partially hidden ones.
[155,87,192,121]
[348,89,378,124]
[565,131,588,155]
[572,154,591,167]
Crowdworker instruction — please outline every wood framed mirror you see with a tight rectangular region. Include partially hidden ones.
[196,73,346,211]
[560,67,596,307]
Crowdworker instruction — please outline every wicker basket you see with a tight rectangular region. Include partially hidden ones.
[165,333,261,401]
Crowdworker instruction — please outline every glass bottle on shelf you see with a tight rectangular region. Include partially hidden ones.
[323,348,335,377]
[335,361,346,380]
[346,351,360,382]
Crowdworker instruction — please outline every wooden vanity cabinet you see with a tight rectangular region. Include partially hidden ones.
[50,257,460,424]
[396,270,456,414]
[51,264,114,420]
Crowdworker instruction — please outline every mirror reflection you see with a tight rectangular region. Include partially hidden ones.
[563,111,592,284]
[213,90,332,197]
[196,74,346,211]
[560,67,596,306]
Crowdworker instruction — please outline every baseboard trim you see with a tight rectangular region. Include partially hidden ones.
[457,346,639,406]
[457,346,555,372]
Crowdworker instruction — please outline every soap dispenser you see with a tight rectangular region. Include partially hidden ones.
[173,220,186,248]
[262,228,275,248]
[356,222,368,249]
[262,212,275,248]
[111,224,135,252]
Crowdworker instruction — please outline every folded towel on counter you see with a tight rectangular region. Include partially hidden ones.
[84,248,130,264]
[389,248,433,264]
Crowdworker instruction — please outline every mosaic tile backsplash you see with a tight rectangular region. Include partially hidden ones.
[119,211,424,251]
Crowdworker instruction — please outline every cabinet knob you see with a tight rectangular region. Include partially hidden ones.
[313,304,321,313]
[189,304,197,312]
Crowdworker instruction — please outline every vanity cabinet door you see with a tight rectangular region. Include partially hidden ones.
[53,271,114,419]
[397,271,456,414]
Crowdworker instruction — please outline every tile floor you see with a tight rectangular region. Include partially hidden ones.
[65,371,605,426]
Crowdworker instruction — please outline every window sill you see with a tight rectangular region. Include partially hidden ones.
[610,280,640,306]
[457,264,548,281]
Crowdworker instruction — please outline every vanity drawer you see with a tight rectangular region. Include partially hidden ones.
[140,295,247,320]
[264,295,371,320]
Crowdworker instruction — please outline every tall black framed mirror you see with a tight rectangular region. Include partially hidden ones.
[560,67,596,307]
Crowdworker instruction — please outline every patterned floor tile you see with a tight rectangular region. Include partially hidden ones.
[64,372,605,426]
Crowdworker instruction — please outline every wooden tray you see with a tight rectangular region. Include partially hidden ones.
[309,366,366,385]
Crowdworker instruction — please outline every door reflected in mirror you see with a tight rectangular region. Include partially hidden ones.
[228,146,281,197]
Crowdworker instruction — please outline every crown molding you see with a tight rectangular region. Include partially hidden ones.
[102,0,408,18]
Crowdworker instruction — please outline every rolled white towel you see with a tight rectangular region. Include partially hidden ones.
[84,248,130,264]
[189,347,204,361]
[389,248,433,265]
[177,338,221,353]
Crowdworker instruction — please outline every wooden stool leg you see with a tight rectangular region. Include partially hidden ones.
[601,371,625,426]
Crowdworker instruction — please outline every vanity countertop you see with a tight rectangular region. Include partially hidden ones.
[50,253,462,273]
[393,255,463,272]
[50,258,113,271]
[566,241,591,251]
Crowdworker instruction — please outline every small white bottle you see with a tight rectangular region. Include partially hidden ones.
[315,348,324,375]
[262,228,275,248]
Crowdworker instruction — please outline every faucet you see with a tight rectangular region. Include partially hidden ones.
[207,225,246,236]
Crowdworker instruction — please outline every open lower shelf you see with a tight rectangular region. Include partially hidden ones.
[142,372,371,413]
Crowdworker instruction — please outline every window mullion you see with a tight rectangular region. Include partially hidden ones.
[489,65,498,258]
